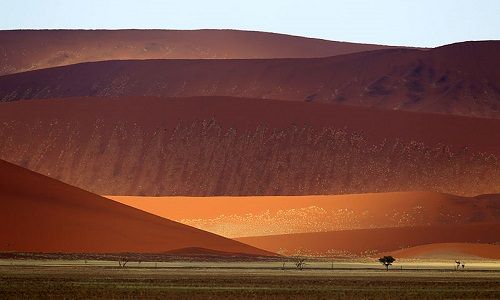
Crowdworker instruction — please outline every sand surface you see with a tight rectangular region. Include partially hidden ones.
[0,29,392,75]
[235,223,500,257]
[0,159,271,255]
[108,192,500,237]
[1,41,498,118]
[387,243,500,259]
[1,96,499,197]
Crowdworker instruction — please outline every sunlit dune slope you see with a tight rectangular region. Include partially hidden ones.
[108,192,500,237]
[0,159,273,256]
[386,243,500,260]
[0,29,392,75]
[235,223,500,257]
[1,41,498,118]
[1,96,499,196]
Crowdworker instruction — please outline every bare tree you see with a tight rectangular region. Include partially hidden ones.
[378,256,395,271]
[118,258,129,268]
[294,257,306,270]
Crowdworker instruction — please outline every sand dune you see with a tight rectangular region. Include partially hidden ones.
[387,243,500,259]
[1,96,499,196]
[108,192,500,237]
[235,223,500,257]
[1,41,498,118]
[0,29,392,75]
[0,159,272,256]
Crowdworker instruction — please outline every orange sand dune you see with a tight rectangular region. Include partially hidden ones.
[0,29,392,75]
[108,192,500,238]
[235,223,500,257]
[387,243,500,259]
[1,96,499,197]
[1,41,498,118]
[0,159,272,256]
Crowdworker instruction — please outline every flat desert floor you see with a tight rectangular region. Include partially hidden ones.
[0,260,499,299]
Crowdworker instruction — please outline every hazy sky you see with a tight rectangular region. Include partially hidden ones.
[2,0,499,47]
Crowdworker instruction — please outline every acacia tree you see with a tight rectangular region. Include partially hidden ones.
[378,256,395,271]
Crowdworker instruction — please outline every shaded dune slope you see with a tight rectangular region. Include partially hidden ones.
[1,41,498,118]
[0,159,272,255]
[235,223,500,257]
[0,29,392,75]
[1,96,499,196]
[108,192,500,238]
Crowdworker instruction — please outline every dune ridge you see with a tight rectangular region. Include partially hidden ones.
[235,223,500,257]
[0,159,272,256]
[0,29,393,75]
[0,41,498,118]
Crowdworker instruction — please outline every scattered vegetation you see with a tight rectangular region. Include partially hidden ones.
[0,263,498,299]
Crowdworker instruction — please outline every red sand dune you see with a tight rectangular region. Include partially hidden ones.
[0,159,272,256]
[108,192,500,238]
[387,243,500,260]
[235,223,500,257]
[1,96,499,196]
[1,41,498,118]
[0,29,392,75]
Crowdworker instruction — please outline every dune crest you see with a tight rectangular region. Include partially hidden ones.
[0,29,392,75]
[1,41,498,118]
[235,223,500,257]
[0,159,272,256]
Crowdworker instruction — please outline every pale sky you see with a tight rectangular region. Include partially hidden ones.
[2,0,499,47]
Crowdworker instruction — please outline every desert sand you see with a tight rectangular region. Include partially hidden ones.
[0,29,393,75]
[1,41,498,118]
[0,29,498,263]
[107,192,500,237]
[387,243,500,259]
[0,159,272,256]
[0,96,499,196]
[235,223,500,257]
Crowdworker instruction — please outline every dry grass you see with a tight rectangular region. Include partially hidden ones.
[0,262,499,299]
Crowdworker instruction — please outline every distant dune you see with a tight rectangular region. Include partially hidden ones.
[0,159,272,256]
[235,223,500,257]
[0,29,392,75]
[1,96,499,196]
[108,192,500,237]
[1,41,498,118]
[387,243,500,260]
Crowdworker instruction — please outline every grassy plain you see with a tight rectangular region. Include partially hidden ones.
[0,259,499,299]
